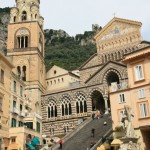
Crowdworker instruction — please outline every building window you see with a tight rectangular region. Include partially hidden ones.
[119,94,125,103]
[140,103,148,118]
[13,101,16,108]
[36,122,40,133]
[11,138,16,143]
[25,122,33,129]
[0,69,4,84]
[22,11,27,21]
[13,81,16,92]
[20,104,22,112]
[18,121,23,127]
[22,66,26,81]
[17,36,28,48]
[0,97,3,111]
[134,64,144,81]
[11,118,16,127]
[20,86,23,97]
[139,89,145,99]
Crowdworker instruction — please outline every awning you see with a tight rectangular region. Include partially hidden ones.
[26,143,35,150]
[31,136,40,146]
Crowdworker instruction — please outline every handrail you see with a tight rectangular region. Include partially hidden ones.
[90,128,113,150]
[51,117,92,150]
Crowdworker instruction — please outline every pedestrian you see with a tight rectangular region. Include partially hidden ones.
[91,128,95,137]
[104,121,107,125]
[63,127,66,134]
[59,139,63,149]
[92,113,95,120]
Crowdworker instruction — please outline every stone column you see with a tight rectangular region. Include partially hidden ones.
[104,97,109,114]
[87,97,92,115]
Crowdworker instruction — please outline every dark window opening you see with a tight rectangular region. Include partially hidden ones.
[25,122,33,129]
[22,11,27,21]
[14,16,16,22]
[22,66,26,81]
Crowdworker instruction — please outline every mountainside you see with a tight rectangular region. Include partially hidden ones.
[0,7,100,71]
[0,7,10,54]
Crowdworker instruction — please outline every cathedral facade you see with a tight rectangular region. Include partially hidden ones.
[42,17,144,136]
[0,0,149,149]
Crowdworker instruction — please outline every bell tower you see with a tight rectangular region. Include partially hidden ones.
[7,0,46,115]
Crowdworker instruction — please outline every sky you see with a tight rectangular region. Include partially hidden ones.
[1,0,150,40]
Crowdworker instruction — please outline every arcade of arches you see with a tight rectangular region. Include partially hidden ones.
[42,67,125,136]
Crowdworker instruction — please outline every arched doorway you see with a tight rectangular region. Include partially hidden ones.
[105,70,121,111]
[106,71,120,86]
[91,91,105,113]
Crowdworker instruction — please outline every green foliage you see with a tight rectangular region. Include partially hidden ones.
[45,29,96,71]
[0,7,10,13]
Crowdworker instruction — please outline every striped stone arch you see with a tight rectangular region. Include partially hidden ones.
[44,96,57,106]
[88,87,104,98]
[102,68,122,84]
[74,91,88,113]
[74,91,88,100]
[59,94,72,104]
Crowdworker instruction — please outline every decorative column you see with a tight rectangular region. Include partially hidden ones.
[87,97,92,115]
[104,96,109,114]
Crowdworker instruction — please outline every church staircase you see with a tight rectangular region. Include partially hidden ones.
[53,115,112,150]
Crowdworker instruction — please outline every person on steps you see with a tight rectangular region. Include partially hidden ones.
[59,139,63,149]
[91,128,95,137]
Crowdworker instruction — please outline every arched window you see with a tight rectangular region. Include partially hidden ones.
[39,33,43,53]
[47,99,57,118]
[22,66,26,81]
[17,66,21,78]
[35,14,37,19]
[22,11,27,21]
[16,28,29,49]
[14,16,16,22]
[60,96,72,116]
[75,92,87,114]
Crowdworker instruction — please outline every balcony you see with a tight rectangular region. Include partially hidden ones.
[110,81,128,92]
[20,111,25,117]
[12,108,19,114]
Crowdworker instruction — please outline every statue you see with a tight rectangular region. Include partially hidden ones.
[121,105,135,138]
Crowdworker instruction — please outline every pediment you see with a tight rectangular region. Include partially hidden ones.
[94,17,142,42]
[79,53,99,70]
[85,61,127,85]
[46,65,68,79]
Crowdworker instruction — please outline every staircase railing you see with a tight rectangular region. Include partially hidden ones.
[51,117,92,150]
[90,128,113,150]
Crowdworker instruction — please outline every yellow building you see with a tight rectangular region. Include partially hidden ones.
[46,65,80,92]
[0,52,14,149]
[110,42,150,150]
[0,0,45,149]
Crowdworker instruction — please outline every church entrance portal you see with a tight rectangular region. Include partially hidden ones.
[91,91,105,113]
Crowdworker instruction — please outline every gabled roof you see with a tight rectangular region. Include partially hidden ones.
[85,60,126,84]
[94,17,142,40]
[79,53,98,70]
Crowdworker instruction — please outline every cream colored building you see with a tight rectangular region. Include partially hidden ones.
[110,42,150,150]
[46,65,80,92]
[0,52,14,149]
[0,0,45,149]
